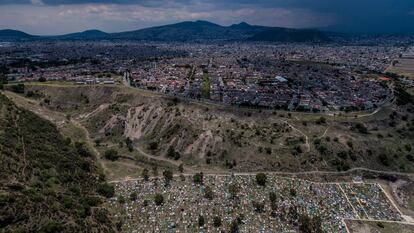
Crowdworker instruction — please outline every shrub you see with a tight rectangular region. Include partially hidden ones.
[130,192,137,201]
[154,193,164,206]
[316,117,326,124]
[104,149,119,161]
[163,170,173,185]
[198,215,205,227]
[204,186,214,200]
[213,216,222,227]
[148,141,158,150]
[378,154,390,166]
[11,83,25,93]
[193,172,203,184]
[97,183,115,198]
[255,173,267,186]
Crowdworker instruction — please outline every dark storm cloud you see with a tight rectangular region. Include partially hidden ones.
[0,0,413,34]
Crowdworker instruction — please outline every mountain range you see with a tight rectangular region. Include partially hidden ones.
[0,20,330,43]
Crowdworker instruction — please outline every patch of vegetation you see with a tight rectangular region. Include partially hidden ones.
[0,94,115,232]
[104,149,119,161]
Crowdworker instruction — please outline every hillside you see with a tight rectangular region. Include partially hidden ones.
[54,29,109,40]
[0,21,331,43]
[14,84,414,180]
[0,29,37,41]
[0,93,116,232]
[111,20,271,41]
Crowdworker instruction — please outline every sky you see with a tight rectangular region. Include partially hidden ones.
[0,0,413,35]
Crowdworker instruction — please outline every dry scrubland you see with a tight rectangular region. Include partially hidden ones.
[11,83,414,180]
[12,85,414,180]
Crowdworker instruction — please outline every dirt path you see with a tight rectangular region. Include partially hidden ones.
[280,119,310,152]
[319,126,330,138]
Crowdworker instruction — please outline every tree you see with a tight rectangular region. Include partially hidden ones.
[163,170,173,185]
[130,192,137,201]
[104,149,119,161]
[178,163,184,173]
[269,191,278,210]
[193,172,204,185]
[152,166,158,177]
[256,173,267,186]
[316,117,326,124]
[198,215,205,227]
[148,141,158,150]
[154,193,164,206]
[228,184,239,199]
[230,220,239,233]
[252,201,265,213]
[97,183,115,198]
[118,195,126,204]
[290,188,297,197]
[298,214,323,233]
[204,186,214,200]
[125,137,134,152]
[213,216,222,227]
[11,83,25,93]
[167,146,181,160]
[142,168,149,181]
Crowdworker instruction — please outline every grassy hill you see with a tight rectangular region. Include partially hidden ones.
[14,84,413,179]
[0,93,116,232]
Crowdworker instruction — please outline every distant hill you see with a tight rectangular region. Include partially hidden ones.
[248,28,331,42]
[54,29,109,40]
[110,20,269,41]
[0,29,37,41]
[0,21,331,43]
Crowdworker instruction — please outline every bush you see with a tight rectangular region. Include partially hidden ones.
[198,215,205,226]
[97,183,115,198]
[252,201,265,213]
[166,146,181,160]
[230,220,239,233]
[353,123,369,134]
[204,186,214,200]
[125,137,134,152]
[148,141,158,150]
[378,154,390,166]
[154,193,164,206]
[255,173,267,186]
[163,170,173,185]
[193,172,203,184]
[104,149,119,161]
[142,168,149,181]
[11,83,25,93]
[130,192,137,201]
[228,184,239,199]
[213,216,222,227]
[316,117,326,124]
